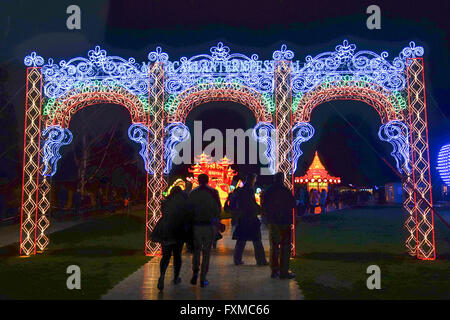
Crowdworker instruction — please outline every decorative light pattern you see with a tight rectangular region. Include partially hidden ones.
[19,40,435,260]
[20,68,43,256]
[406,58,435,260]
[186,153,237,206]
[437,144,450,186]
[164,42,274,95]
[291,40,423,94]
[41,126,73,176]
[274,61,293,189]
[378,120,410,174]
[294,151,341,194]
[293,79,403,123]
[166,81,272,123]
[47,82,148,127]
[38,46,150,99]
[273,44,294,61]
[163,122,190,174]
[128,123,153,174]
[292,122,315,173]
[252,122,276,174]
[146,62,166,256]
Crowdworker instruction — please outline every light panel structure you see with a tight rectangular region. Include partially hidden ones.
[19,40,436,260]
[437,144,450,186]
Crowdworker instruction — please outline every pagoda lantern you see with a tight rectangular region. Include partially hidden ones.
[186,153,237,206]
[294,151,341,192]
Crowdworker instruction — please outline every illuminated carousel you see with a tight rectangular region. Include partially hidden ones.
[294,151,341,192]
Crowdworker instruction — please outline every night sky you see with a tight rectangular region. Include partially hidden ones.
[0,0,449,189]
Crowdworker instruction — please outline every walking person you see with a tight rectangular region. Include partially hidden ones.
[296,187,308,217]
[187,174,221,287]
[232,173,268,266]
[157,186,189,291]
[73,189,81,216]
[261,172,296,279]
[96,188,103,211]
[309,188,319,214]
[319,189,328,213]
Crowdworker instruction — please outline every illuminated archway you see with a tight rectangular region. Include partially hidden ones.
[48,84,148,127]
[293,80,405,124]
[20,40,436,260]
[167,82,273,123]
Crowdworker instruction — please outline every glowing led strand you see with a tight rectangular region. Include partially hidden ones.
[20,40,435,261]
[291,40,423,94]
[41,125,73,176]
[128,123,153,174]
[437,144,450,186]
[167,81,272,123]
[406,58,435,260]
[20,68,43,256]
[292,122,315,173]
[378,120,411,174]
[147,62,166,256]
[294,80,404,123]
[163,122,190,174]
[252,122,276,174]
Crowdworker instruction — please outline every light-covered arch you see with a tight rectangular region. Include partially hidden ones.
[45,85,148,128]
[293,80,406,124]
[166,82,273,123]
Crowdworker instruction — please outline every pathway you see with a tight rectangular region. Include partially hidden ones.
[102,219,303,300]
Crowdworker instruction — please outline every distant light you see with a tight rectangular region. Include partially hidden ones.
[437,144,450,186]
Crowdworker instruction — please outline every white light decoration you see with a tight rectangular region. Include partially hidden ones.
[378,120,411,174]
[19,40,435,260]
[437,144,450,186]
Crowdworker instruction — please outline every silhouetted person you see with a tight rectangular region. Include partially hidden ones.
[157,186,189,291]
[319,189,327,213]
[187,174,221,287]
[309,188,319,214]
[58,186,68,213]
[73,189,81,215]
[232,173,268,266]
[262,172,296,279]
[96,188,103,211]
[296,187,309,216]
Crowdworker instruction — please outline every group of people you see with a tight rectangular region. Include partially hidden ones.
[295,187,340,215]
[155,171,297,292]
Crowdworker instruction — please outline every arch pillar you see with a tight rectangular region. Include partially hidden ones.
[274,60,296,255]
[20,67,43,255]
[406,58,435,260]
[146,62,166,255]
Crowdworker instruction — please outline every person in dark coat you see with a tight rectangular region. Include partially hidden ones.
[187,174,221,288]
[261,172,296,279]
[73,189,81,215]
[232,173,268,266]
[157,186,189,291]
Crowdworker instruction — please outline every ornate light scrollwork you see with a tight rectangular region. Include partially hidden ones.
[292,122,315,173]
[163,122,190,174]
[164,42,274,95]
[38,46,149,99]
[41,126,73,176]
[128,123,153,174]
[24,52,44,67]
[273,44,294,61]
[291,40,424,94]
[252,122,276,174]
[378,120,410,174]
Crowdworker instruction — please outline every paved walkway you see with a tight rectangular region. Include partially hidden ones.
[102,219,303,300]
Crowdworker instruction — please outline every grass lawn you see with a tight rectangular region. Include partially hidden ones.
[0,209,151,299]
[290,206,450,299]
